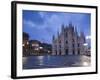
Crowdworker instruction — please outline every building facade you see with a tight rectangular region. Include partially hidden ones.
[23,32,52,56]
[52,23,86,55]
[23,32,30,56]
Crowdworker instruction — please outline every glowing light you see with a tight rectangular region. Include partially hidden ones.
[22,44,25,46]
[48,51,50,53]
[86,36,91,39]
[83,62,88,66]
[27,42,29,45]
[32,44,39,47]
[83,43,88,46]
[39,47,43,49]
[34,48,39,50]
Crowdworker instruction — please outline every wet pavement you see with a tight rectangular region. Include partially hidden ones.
[23,55,91,69]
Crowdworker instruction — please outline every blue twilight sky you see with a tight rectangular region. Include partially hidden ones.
[23,10,91,44]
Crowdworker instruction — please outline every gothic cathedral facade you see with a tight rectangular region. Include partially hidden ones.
[52,23,86,55]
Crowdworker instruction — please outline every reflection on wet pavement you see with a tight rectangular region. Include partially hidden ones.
[23,55,91,69]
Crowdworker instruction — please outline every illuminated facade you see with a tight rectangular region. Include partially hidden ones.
[23,32,30,56]
[52,23,86,55]
[29,40,41,55]
[23,32,52,56]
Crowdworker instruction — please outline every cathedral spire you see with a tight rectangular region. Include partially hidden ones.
[69,21,73,27]
[61,24,64,31]
[57,30,59,37]
[52,35,55,40]
[80,31,86,42]
[74,26,78,35]
[80,31,84,37]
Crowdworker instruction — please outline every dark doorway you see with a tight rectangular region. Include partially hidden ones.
[73,50,75,55]
[66,49,68,55]
[78,50,80,55]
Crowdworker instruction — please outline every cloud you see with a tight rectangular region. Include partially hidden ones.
[23,11,90,44]
[23,20,35,28]
[38,12,46,18]
[45,14,62,31]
